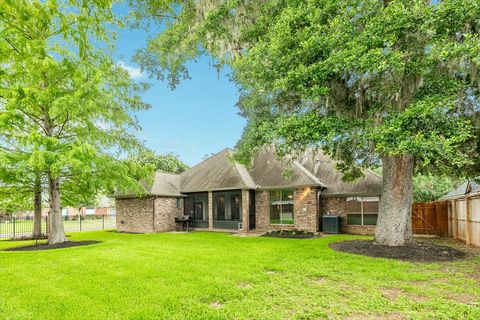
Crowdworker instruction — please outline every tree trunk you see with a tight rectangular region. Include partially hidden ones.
[375,154,414,246]
[48,175,68,244]
[32,174,43,238]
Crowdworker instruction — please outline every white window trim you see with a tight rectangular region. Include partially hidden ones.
[346,197,380,226]
[270,190,295,225]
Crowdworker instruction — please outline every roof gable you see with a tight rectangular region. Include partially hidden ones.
[150,172,182,196]
[179,149,254,192]
[246,147,323,189]
[296,149,382,196]
[117,147,383,197]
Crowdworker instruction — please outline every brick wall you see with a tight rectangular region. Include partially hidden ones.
[94,207,109,216]
[255,188,318,233]
[255,191,270,230]
[115,193,376,235]
[154,197,184,232]
[294,188,318,232]
[116,197,154,233]
[320,197,375,235]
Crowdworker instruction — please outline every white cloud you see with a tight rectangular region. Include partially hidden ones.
[117,60,145,79]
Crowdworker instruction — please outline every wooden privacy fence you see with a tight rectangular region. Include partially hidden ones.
[448,194,480,247]
[412,201,449,236]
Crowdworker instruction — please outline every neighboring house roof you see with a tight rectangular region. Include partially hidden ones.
[296,150,382,196]
[180,149,256,192]
[114,147,383,198]
[439,179,480,200]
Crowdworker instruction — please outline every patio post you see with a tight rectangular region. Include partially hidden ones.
[208,191,213,230]
[242,190,249,233]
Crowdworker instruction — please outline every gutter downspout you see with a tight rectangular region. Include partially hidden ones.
[317,188,324,232]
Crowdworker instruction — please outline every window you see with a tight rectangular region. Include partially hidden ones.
[184,195,194,216]
[213,191,242,221]
[176,198,183,209]
[346,197,379,226]
[215,193,226,220]
[270,189,294,225]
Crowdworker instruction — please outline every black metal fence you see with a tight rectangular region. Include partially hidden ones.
[0,214,116,239]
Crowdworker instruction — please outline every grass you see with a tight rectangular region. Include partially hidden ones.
[0,231,479,320]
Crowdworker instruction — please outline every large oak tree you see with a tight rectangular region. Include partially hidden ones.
[133,0,479,246]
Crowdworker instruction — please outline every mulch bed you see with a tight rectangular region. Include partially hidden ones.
[10,234,49,241]
[329,240,467,263]
[4,241,101,252]
[262,230,318,239]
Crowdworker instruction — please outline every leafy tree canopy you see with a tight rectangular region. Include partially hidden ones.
[0,0,150,193]
[413,174,459,202]
[0,0,151,242]
[133,0,479,180]
[131,0,479,245]
[130,149,189,174]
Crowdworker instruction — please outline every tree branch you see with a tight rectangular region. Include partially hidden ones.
[17,109,49,135]
[56,112,70,137]
[1,37,22,55]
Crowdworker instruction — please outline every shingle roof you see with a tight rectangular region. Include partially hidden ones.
[150,172,183,197]
[180,149,255,192]
[296,149,382,196]
[439,179,480,200]
[113,172,183,199]
[115,147,383,197]
[246,147,325,189]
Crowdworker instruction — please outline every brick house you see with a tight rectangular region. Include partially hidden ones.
[114,148,382,234]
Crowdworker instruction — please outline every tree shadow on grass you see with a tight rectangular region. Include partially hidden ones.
[329,240,468,263]
[4,241,101,252]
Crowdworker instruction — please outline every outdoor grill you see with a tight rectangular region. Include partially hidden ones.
[174,215,193,232]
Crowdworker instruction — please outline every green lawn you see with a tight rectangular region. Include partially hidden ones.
[0,231,478,320]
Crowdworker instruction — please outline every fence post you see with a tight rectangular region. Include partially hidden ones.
[78,212,81,231]
[452,199,458,239]
[102,215,105,230]
[13,217,16,239]
[465,196,471,246]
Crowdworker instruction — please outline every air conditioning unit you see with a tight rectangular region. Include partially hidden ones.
[322,215,341,234]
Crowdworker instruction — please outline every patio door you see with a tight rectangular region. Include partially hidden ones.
[195,202,203,220]
[184,193,209,229]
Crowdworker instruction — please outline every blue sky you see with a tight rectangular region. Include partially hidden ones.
[113,12,246,167]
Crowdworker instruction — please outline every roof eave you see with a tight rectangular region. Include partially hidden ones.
[256,184,323,191]
[111,194,153,199]
[321,192,382,197]
[293,161,327,188]
[112,193,185,199]
[180,186,255,193]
